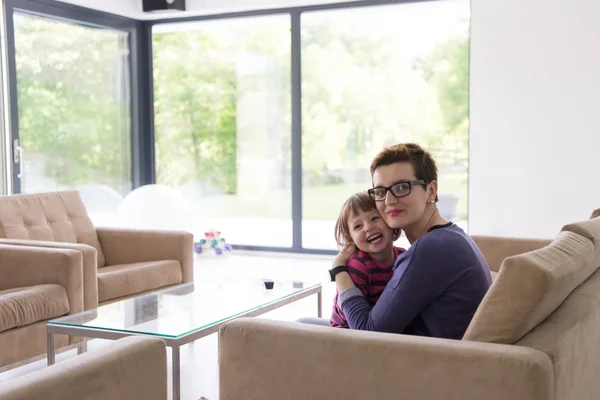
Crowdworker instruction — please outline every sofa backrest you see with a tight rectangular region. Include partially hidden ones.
[0,191,106,267]
[472,235,552,272]
[464,216,600,345]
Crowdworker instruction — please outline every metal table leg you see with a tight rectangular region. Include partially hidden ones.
[172,345,181,400]
[47,330,55,365]
[78,339,87,355]
[317,290,322,318]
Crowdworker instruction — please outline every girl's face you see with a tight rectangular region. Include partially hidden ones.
[372,162,436,230]
[347,208,395,255]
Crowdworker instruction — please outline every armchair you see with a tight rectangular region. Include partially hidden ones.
[0,190,193,368]
[0,190,194,306]
[0,244,83,368]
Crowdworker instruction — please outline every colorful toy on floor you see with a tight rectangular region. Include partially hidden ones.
[194,229,233,256]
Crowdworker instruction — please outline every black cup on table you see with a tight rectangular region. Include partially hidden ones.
[262,279,275,290]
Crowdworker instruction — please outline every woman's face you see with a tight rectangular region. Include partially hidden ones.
[372,162,435,230]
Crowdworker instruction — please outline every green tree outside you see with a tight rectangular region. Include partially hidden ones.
[14,8,470,222]
[15,14,131,193]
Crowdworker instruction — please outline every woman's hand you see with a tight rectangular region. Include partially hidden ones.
[332,244,356,267]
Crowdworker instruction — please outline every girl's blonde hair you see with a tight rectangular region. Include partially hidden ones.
[334,192,377,249]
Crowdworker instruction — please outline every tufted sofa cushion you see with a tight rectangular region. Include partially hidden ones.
[0,191,106,267]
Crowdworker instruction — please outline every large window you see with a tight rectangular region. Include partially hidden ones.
[2,0,470,252]
[13,13,132,220]
[153,16,292,246]
[301,0,470,249]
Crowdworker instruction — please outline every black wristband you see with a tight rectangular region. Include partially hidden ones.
[329,265,348,282]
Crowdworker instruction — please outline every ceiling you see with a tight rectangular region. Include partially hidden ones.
[57,0,359,20]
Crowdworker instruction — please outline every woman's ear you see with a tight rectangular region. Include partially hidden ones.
[427,180,438,202]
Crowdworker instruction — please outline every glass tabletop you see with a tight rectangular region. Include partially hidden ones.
[48,278,320,339]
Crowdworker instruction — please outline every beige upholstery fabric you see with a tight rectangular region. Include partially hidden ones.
[518,267,600,400]
[0,285,69,333]
[0,191,106,267]
[562,217,600,247]
[97,260,183,302]
[0,336,167,400]
[590,208,600,219]
[0,244,84,316]
[0,322,68,368]
[0,244,83,368]
[472,236,552,271]
[96,227,194,284]
[0,238,98,310]
[0,191,194,369]
[464,231,595,344]
[219,318,553,400]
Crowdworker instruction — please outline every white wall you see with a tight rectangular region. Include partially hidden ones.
[469,0,600,238]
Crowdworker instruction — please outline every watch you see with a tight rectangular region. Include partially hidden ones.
[329,265,348,282]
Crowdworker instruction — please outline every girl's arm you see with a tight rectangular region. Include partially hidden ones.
[332,245,359,293]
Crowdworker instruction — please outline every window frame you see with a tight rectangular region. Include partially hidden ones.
[1,0,469,254]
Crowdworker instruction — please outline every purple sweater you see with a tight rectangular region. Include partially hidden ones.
[339,223,492,339]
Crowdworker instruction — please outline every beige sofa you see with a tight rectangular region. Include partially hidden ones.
[0,190,194,368]
[0,336,167,400]
[219,214,600,400]
[0,244,86,369]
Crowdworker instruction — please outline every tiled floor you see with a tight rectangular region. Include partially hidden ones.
[0,252,336,400]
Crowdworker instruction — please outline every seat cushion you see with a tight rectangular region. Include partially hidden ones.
[464,230,596,344]
[0,191,106,267]
[98,260,183,302]
[0,285,70,333]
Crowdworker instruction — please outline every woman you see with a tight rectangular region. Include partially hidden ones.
[329,143,491,339]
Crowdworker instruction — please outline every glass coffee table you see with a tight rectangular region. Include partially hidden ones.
[47,279,322,400]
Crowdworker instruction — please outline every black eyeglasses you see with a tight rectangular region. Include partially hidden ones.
[368,180,427,201]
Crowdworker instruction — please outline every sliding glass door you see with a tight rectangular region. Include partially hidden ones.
[301,0,470,249]
[153,16,292,246]
[12,12,132,222]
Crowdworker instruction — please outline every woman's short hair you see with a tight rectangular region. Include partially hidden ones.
[369,143,439,202]
[334,192,376,249]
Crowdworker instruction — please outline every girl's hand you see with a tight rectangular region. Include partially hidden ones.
[332,244,356,267]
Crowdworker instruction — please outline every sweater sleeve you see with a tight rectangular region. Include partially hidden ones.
[340,236,461,333]
[345,251,371,298]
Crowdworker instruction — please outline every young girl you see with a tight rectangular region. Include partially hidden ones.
[330,192,405,328]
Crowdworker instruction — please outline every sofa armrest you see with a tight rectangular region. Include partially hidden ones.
[0,238,98,310]
[95,227,194,283]
[472,235,552,271]
[0,336,167,400]
[0,244,84,315]
[219,318,553,400]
